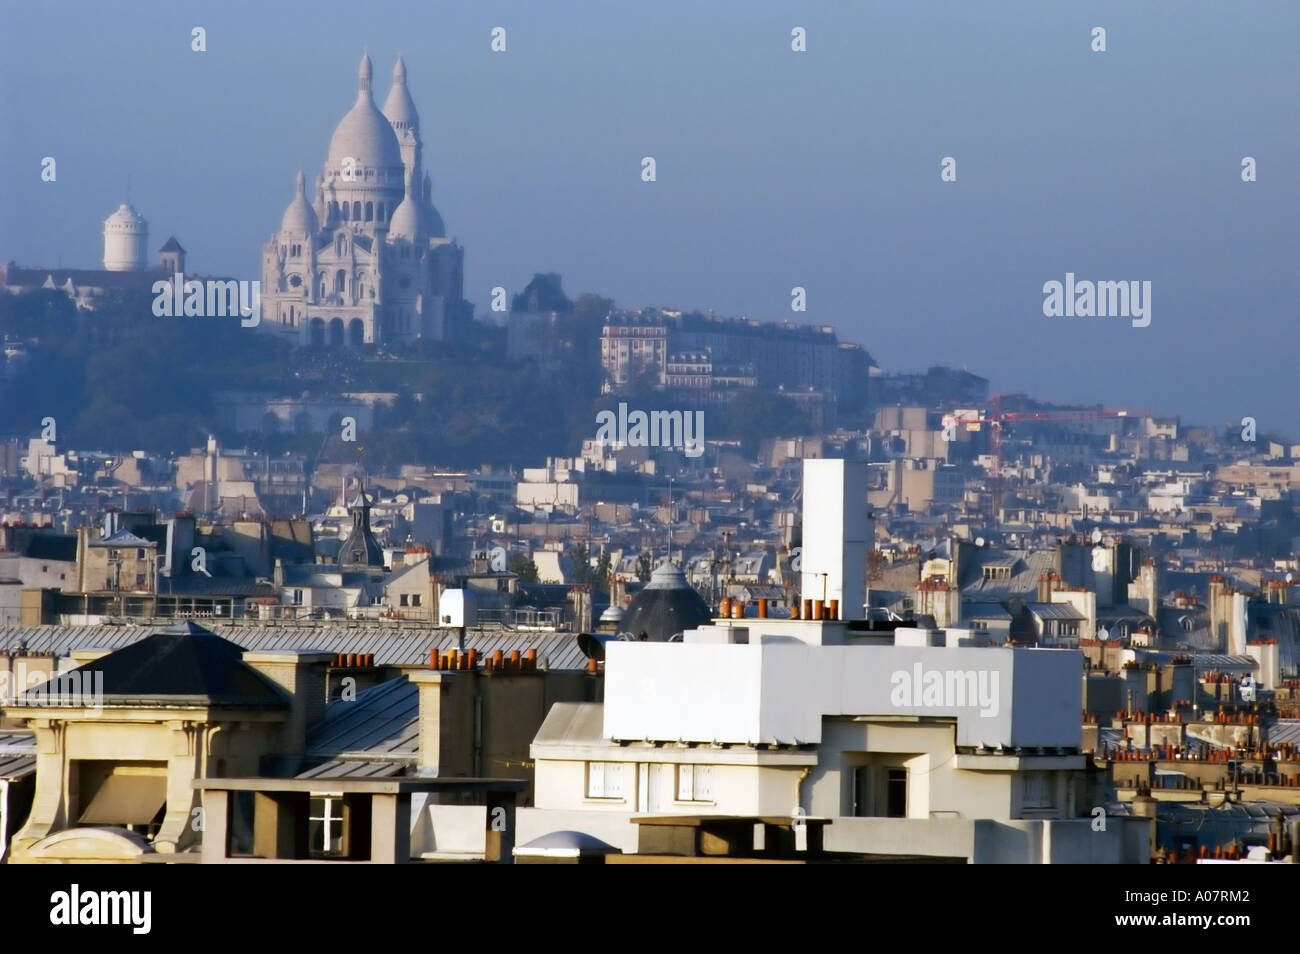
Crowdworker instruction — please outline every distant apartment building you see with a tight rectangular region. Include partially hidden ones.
[599,309,869,408]
[600,313,668,386]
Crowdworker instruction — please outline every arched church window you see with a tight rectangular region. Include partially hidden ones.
[365,202,373,222]
[352,201,362,220]
[378,203,386,223]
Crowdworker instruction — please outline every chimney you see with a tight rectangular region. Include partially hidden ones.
[241,650,334,763]
[409,670,452,774]
[800,459,868,620]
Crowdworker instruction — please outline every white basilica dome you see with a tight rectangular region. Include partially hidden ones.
[326,52,405,176]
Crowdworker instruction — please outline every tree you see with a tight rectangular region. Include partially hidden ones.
[594,549,612,593]
[723,390,810,454]
[509,552,539,583]
[636,550,653,582]
[570,542,591,584]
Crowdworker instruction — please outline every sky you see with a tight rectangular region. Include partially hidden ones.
[1,0,1296,432]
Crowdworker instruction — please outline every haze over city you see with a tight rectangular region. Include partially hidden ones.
[2,0,1296,429]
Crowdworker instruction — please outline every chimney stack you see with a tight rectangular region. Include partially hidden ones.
[800,459,868,621]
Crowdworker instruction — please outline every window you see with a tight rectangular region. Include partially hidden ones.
[399,594,409,607]
[412,594,422,606]
[587,762,625,799]
[1022,772,1056,811]
[136,548,145,559]
[886,769,908,817]
[309,796,344,855]
[677,764,713,802]
[135,574,145,587]
[293,589,304,606]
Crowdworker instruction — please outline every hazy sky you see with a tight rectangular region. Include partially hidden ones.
[2,1,1296,432]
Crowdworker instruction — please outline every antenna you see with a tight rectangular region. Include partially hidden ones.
[127,173,131,205]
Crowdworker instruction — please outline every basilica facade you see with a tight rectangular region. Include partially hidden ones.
[261,53,468,348]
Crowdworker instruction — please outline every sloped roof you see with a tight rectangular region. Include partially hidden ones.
[0,622,592,671]
[90,529,155,548]
[0,730,36,781]
[300,676,417,776]
[17,621,288,709]
[1026,602,1086,621]
[533,702,606,747]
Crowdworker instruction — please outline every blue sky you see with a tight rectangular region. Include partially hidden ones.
[2,0,1296,431]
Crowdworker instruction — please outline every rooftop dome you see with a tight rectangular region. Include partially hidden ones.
[279,170,319,235]
[381,55,420,133]
[599,604,625,623]
[388,174,423,241]
[619,562,712,642]
[103,202,146,230]
[327,52,404,174]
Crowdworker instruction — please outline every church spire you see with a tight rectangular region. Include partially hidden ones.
[358,49,373,96]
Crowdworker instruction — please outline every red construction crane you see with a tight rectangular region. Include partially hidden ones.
[945,394,1148,524]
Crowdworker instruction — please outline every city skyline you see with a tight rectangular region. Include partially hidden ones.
[1,0,1296,431]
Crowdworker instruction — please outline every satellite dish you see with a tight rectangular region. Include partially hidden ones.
[577,633,608,661]
[1097,625,1110,642]
[975,537,986,548]
[1288,572,1295,584]
[1091,529,1103,544]
[488,546,507,572]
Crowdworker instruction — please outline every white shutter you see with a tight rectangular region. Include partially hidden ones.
[695,765,713,801]
[605,763,624,798]
[587,761,605,798]
[677,764,694,801]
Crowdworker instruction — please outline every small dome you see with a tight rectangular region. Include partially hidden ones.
[279,171,319,235]
[599,604,625,623]
[382,56,420,132]
[327,52,404,174]
[619,562,712,642]
[104,202,146,230]
[388,186,423,241]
